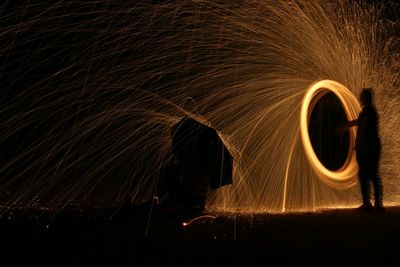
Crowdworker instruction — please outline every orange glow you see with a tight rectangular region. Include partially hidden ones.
[300,80,361,188]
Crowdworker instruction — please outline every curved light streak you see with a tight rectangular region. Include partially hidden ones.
[300,80,361,188]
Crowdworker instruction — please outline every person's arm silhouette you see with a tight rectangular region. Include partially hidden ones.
[345,119,358,127]
[334,117,358,134]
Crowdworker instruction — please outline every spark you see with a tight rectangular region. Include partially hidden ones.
[182,215,218,227]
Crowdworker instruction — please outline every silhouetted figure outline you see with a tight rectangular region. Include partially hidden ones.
[157,116,233,216]
[346,88,384,212]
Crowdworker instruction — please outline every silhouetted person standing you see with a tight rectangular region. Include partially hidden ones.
[346,88,384,212]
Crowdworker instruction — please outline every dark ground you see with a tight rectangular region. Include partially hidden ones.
[1,205,399,266]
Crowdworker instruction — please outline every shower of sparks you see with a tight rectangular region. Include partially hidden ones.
[0,1,399,214]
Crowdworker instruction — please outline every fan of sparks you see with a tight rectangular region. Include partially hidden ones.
[0,0,399,213]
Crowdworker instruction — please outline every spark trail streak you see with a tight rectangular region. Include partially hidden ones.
[0,1,399,213]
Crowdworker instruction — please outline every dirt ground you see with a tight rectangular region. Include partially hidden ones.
[1,206,399,266]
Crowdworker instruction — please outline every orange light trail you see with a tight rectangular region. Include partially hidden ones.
[182,215,218,227]
[300,80,361,188]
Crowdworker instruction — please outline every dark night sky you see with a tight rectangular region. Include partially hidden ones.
[1,1,398,100]
[0,1,397,99]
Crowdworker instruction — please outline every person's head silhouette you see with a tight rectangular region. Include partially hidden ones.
[360,87,373,107]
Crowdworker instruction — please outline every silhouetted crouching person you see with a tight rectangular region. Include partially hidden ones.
[157,115,233,217]
[346,88,384,212]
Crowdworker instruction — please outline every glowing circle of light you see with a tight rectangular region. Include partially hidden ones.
[300,80,361,188]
